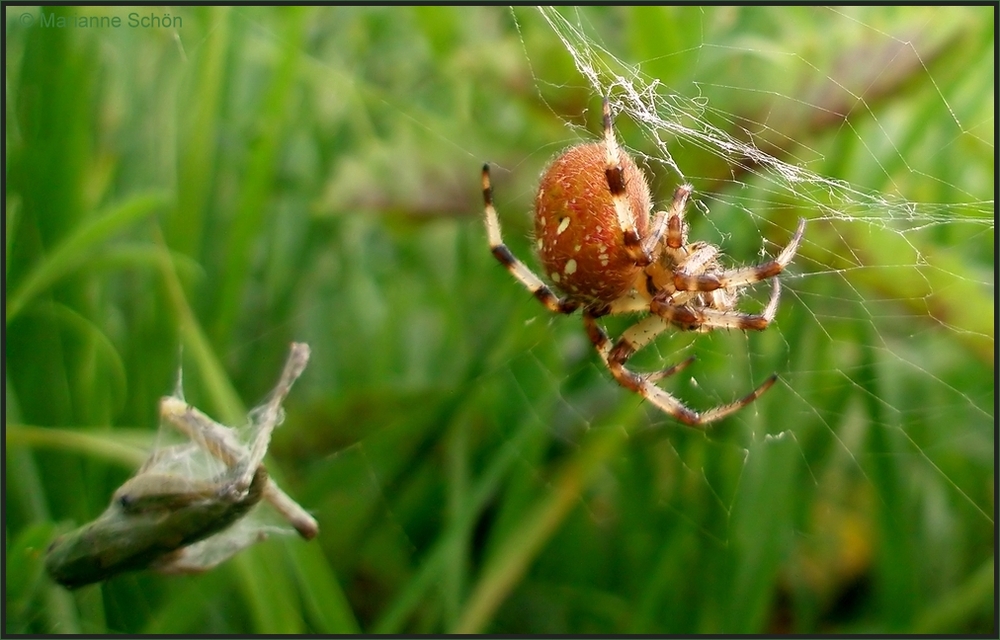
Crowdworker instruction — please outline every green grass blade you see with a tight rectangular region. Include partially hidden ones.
[6,191,170,325]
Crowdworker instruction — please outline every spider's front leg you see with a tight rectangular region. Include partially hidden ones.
[650,278,783,332]
[482,163,579,315]
[583,311,776,426]
[600,98,648,265]
[673,218,807,292]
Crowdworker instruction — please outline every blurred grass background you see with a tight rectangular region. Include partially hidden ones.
[5,5,993,634]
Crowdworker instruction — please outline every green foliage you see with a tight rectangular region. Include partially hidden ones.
[5,6,993,634]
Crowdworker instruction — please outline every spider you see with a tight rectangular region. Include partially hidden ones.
[482,98,805,426]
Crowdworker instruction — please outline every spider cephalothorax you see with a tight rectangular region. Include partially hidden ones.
[483,97,805,426]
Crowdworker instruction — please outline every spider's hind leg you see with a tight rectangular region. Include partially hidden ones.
[583,311,776,427]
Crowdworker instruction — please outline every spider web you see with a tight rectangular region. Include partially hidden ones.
[284,5,992,631]
[507,5,995,525]
[16,5,990,634]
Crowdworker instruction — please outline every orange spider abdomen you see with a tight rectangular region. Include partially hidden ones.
[534,142,652,304]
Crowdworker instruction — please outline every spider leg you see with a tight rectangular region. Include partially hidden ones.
[607,315,670,361]
[609,315,699,382]
[601,97,650,265]
[664,184,693,251]
[603,288,655,315]
[651,278,783,331]
[601,314,697,379]
[675,243,720,279]
[483,163,579,315]
[641,184,691,265]
[643,209,670,262]
[583,311,776,426]
[673,217,806,292]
